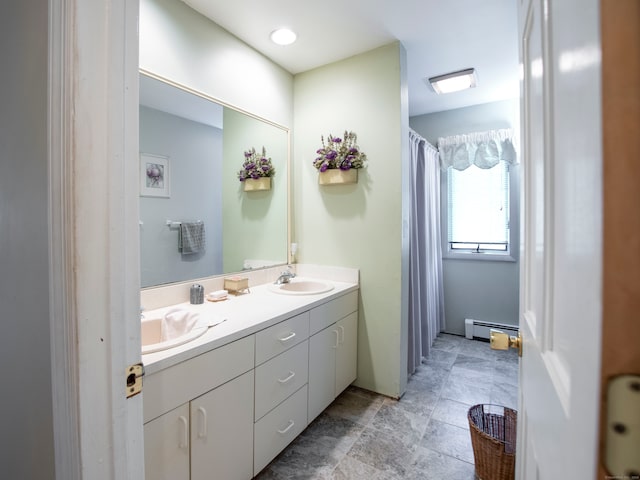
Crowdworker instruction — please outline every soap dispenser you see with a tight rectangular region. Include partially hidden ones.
[190,284,204,304]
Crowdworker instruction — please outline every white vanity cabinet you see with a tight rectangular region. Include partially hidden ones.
[335,311,358,394]
[254,384,308,475]
[190,371,254,480]
[308,291,358,422]
[144,371,254,480]
[143,336,255,480]
[143,286,359,479]
[253,311,310,475]
[143,403,190,480]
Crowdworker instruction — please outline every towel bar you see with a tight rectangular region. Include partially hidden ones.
[166,220,202,228]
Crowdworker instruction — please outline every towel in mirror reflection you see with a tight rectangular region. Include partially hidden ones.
[179,222,205,254]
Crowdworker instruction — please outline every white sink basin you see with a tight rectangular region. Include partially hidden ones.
[141,317,208,354]
[270,279,334,295]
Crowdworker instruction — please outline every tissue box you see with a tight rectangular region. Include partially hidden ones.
[224,276,249,293]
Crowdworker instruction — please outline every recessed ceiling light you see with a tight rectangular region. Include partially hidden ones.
[427,68,477,94]
[270,28,297,46]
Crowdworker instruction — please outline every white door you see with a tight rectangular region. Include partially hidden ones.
[516,0,602,477]
[50,1,144,478]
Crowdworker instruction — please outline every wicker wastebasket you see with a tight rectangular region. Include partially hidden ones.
[468,404,517,480]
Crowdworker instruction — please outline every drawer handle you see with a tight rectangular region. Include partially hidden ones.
[277,371,296,384]
[178,415,188,449]
[279,332,296,342]
[197,406,207,439]
[277,420,295,435]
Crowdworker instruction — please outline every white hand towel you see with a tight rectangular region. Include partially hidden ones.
[161,307,200,342]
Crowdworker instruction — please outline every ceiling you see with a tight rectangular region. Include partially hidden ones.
[181,0,520,117]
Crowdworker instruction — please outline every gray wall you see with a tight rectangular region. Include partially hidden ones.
[0,1,56,478]
[140,106,223,287]
[410,99,520,334]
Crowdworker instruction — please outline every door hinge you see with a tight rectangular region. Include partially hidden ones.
[126,363,145,399]
[605,374,640,478]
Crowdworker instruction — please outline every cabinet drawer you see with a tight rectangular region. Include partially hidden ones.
[144,335,255,423]
[255,340,309,420]
[254,385,308,476]
[309,290,358,335]
[255,311,309,365]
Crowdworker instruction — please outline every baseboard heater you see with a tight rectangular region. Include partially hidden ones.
[465,318,519,341]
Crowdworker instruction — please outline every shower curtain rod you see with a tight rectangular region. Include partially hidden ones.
[409,129,438,154]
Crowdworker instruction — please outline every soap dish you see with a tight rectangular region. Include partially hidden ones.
[207,289,228,302]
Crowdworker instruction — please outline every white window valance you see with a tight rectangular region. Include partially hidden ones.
[438,128,518,171]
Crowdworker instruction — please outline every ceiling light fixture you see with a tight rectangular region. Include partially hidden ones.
[428,68,477,94]
[270,28,297,46]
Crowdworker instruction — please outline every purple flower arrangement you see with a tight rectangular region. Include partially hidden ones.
[237,146,275,182]
[313,131,367,172]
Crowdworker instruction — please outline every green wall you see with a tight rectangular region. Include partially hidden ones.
[140,0,293,127]
[293,43,409,398]
[222,109,289,272]
[141,0,411,397]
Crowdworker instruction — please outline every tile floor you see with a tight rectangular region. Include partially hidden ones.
[255,333,519,479]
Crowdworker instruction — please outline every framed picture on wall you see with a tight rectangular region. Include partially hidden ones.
[140,153,170,198]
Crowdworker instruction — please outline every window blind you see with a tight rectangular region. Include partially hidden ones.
[448,161,510,251]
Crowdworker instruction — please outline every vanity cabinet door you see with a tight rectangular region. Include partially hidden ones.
[308,312,358,423]
[144,404,190,480]
[335,311,358,395]
[190,370,254,480]
[308,324,338,422]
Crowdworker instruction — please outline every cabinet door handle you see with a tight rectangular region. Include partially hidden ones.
[338,325,345,345]
[178,415,189,449]
[277,371,296,384]
[278,331,296,342]
[277,420,295,435]
[197,406,207,439]
[333,330,339,348]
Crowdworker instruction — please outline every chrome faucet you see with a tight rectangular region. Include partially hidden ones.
[274,267,296,284]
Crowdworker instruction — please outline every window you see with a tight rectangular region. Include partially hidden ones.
[445,160,514,259]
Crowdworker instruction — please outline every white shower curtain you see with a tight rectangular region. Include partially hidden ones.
[408,129,445,375]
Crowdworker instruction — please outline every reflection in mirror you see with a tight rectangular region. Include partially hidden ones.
[139,72,289,288]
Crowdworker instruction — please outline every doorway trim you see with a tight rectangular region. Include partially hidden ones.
[48,1,143,478]
[48,1,81,477]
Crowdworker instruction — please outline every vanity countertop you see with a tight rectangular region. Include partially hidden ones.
[142,278,358,375]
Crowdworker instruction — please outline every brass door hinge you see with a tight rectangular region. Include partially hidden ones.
[126,363,145,399]
[605,374,640,478]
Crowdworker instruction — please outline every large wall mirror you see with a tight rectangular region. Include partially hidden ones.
[139,71,289,288]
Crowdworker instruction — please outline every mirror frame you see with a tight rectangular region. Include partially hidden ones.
[139,68,292,289]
